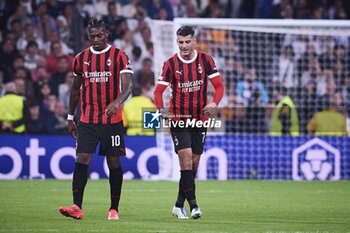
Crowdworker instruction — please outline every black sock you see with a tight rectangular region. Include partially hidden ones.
[72,163,89,209]
[180,170,198,211]
[193,169,197,203]
[109,166,123,211]
[175,180,186,208]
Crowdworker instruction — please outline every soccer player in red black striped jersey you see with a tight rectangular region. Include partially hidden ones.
[154,26,224,219]
[58,18,133,220]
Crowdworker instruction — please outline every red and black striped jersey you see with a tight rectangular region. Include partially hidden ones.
[158,50,220,120]
[73,44,133,124]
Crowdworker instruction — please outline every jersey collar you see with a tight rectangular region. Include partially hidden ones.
[90,44,111,54]
[177,50,197,64]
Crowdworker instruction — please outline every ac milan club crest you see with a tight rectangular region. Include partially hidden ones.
[198,64,202,74]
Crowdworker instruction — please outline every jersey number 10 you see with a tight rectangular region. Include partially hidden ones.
[111,135,121,147]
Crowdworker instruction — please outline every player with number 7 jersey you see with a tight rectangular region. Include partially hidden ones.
[154,26,224,220]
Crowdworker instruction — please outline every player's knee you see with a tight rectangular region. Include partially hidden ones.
[107,156,121,169]
[76,153,92,165]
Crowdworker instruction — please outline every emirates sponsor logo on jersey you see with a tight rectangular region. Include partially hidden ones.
[84,71,112,83]
[178,80,203,93]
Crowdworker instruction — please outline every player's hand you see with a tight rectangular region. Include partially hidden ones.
[202,102,217,118]
[105,101,119,117]
[160,108,172,119]
[67,120,77,139]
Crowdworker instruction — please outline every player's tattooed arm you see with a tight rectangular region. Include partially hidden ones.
[105,73,133,117]
[67,74,84,138]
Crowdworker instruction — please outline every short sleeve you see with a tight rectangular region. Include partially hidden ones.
[205,54,220,79]
[157,60,172,86]
[72,53,82,77]
[120,51,134,75]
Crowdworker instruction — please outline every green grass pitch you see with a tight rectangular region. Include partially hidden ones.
[0,180,349,233]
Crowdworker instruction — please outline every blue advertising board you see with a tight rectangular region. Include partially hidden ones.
[0,135,349,180]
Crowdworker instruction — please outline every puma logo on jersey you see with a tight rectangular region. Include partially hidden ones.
[84,61,90,66]
[176,70,182,76]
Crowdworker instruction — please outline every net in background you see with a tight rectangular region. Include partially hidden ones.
[151,19,350,135]
[150,19,350,180]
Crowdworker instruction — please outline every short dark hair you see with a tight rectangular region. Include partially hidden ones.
[88,18,108,31]
[176,26,195,37]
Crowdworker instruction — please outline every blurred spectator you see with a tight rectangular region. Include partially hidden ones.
[333,59,346,87]
[120,0,139,18]
[24,41,43,71]
[270,0,294,19]
[0,38,19,82]
[300,54,321,89]
[19,0,33,16]
[0,82,28,134]
[16,23,45,55]
[26,101,47,134]
[342,75,350,116]
[236,68,269,106]
[111,17,129,42]
[134,57,155,98]
[0,71,4,97]
[102,1,124,38]
[122,86,156,135]
[307,96,347,136]
[58,72,74,110]
[33,66,51,102]
[298,80,317,134]
[272,45,297,93]
[30,57,47,82]
[31,3,56,42]
[50,55,69,96]
[37,96,57,134]
[220,93,245,133]
[13,67,35,100]
[132,21,152,58]
[62,3,84,52]
[145,0,174,20]
[236,68,268,133]
[312,4,325,19]
[95,0,122,18]
[219,0,241,18]
[52,100,68,134]
[46,41,73,75]
[6,4,31,31]
[46,0,63,18]
[130,46,143,71]
[269,89,300,136]
[200,0,224,18]
[56,15,71,46]
[113,28,133,57]
[76,0,96,25]
[133,2,150,21]
[0,0,11,33]
[44,31,73,56]
[294,0,312,19]
[327,0,347,19]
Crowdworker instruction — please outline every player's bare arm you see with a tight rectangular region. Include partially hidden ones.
[105,73,133,117]
[67,74,84,138]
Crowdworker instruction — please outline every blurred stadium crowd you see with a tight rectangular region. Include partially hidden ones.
[0,0,349,135]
